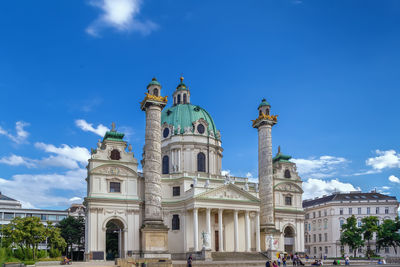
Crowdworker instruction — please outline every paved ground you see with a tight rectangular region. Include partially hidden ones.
[34,262,400,267]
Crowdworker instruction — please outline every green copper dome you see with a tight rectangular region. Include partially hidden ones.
[161,104,219,139]
[258,98,270,109]
[147,78,161,89]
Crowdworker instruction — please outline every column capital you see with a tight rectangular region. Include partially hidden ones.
[218,208,224,214]
[193,207,199,212]
[233,209,239,215]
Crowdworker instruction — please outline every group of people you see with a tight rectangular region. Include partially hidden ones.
[266,253,305,267]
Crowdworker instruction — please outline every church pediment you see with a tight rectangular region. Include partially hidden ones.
[195,184,259,202]
[90,164,137,177]
[274,182,303,193]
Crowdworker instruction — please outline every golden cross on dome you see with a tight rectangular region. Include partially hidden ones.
[180,75,184,82]
[278,145,281,154]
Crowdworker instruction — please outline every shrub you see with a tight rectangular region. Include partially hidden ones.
[49,248,61,258]
[37,250,47,259]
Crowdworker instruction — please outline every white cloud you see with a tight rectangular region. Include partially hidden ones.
[292,155,348,178]
[75,119,109,137]
[389,175,400,184]
[382,186,391,190]
[245,172,252,178]
[69,197,83,203]
[366,150,400,170]
[0,154,36,168]
[86,0,158,37]
[35,142,90,165]
[221,170,231,176]
[0,168,86,208]
[303,178,361,200]
[0,121,29,144]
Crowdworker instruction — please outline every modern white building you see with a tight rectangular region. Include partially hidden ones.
[303,191,399,258]
[84,77,305,261]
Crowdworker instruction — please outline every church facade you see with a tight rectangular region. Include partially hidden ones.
[84,77,305,260]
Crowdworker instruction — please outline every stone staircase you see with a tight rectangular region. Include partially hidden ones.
[211,252,268,261]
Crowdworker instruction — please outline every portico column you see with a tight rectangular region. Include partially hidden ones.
[234,210,239,252]
[206,208,211,239]
[245,210,251,252]
[218,209,224,252]
[256,211,261,252]
[193,208,199,251]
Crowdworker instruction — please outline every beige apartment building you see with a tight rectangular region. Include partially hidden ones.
[303,191,399,258]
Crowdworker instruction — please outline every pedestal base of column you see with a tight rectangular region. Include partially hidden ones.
[141,223,171,259]
[201,248,212,261]
[261,229,280,261]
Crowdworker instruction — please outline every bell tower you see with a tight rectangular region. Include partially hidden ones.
[252,98,279,257]
[140,78,170,259]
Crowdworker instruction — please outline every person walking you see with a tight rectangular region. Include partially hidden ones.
[266,260,271,267]
[187,254,193,267]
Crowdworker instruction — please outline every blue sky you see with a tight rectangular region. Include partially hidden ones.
[0,0,400,209]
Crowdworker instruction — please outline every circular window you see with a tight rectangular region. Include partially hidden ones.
[163,128,170,138]
[197,124,205,134]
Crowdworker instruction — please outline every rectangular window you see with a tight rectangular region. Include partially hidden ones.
[340,208,343,215]
[32,214,41,218]
[313,212,316,218]
[385,207,389,214]
[318,211,321,217]
[376,207,380,214]
[306,213,309,219]
[285,196,292,206]
[319,234,322,242]
[313,234,316,242]
[324,233,328,242]
[385,247,390,253]
[367,207,370,214]
[172,214,180,230]
[15,213,25,218]
[40,214,47,221]
[358,207,361,214]
[110,182,121,193]
[214,214,218,224]
[325,246,328,254]
[349,208,352,215]
[4,213,14,220]
[324,221,328,229]
[305,235,308,243]
[324,210,327,216]
[172,186,180,196]
[340,246,344,253]
[58,215,66,221]
[309,224,311,231]
[314,247,317,254]
[340,220,344,228]
[48,215,58,221]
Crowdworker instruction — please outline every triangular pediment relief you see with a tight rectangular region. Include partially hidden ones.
[274,182,303,193]
[90,164,137,177]
[195,184,259,202]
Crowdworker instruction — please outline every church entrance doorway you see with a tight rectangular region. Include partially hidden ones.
[106,219,124,260]
[215,230,219,251]
[284,226,295,254]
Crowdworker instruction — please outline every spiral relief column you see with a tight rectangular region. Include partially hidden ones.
[140,78,170,259]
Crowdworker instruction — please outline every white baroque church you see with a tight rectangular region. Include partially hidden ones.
[84,77,305,261]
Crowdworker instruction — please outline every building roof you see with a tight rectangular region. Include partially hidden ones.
[161,103,219,138]
[302,191,398,208]
[0,193,18,202]
[258,98,271,109]
[147,77,161,89]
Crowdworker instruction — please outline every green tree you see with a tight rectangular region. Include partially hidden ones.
[340,215,364,257]
[3,217,47,260]
[361,216,379,257]
[57,216,85,259]
[377,217,400,254]
[46,222,67,253]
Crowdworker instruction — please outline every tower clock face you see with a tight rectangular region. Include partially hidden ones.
[197,124,205,134]
[163,128,170,138]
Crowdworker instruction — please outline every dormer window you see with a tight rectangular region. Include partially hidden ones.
[284,169,291,178]
[110,149,121,160]
[153,88,159,96]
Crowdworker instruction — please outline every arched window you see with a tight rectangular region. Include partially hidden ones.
[174,97,176,105]
[172,214,180,230]
[259,110,262,116]
[197,152,206,172]
[110,149,120,160]
[153,88,159,96]
[162,156,169,174]
[177,94,181,104]
[266,108,270,115]
[284,169,291,178]
[183,94,187,104]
